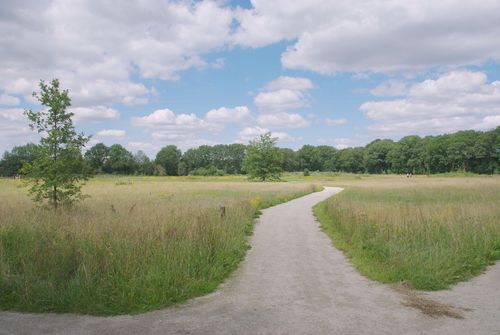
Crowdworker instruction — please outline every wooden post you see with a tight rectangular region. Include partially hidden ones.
[220,206,226,221]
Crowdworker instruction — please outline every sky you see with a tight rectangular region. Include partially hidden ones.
[1,0,500,156]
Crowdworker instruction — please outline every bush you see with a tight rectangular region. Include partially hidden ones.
[189,166,225,176]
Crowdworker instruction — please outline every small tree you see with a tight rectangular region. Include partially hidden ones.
[242,132,283,181]
[23,79,91,209]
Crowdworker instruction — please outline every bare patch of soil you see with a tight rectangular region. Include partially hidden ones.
[393,283,467,319]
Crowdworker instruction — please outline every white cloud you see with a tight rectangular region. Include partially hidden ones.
[476,115,500,129]
[132,108,222,150]
[205,106,250,123]
[257,112,309,128]
[132,108,220,131]
[0,108,39,152]
[0,94,20,106]
[236,126,267,143]
[254,89,309,111]
[361,71,500,136]
[272,132,302,143]
[325,118,347,126]
[252,77,313,131]
[236,126,301,144]
[264,76,314,91]
[234,1,500,75]
[96,129,126,138]
[126,141,158,156]
[254,76,314,111]
[317,137,364,150]
[70,106,120,122]
[0,0,233,107]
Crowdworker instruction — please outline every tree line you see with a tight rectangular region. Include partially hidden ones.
[2,127,498,177]
[9,79,496,209]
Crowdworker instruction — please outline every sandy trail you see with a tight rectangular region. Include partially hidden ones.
[1,186,499,334]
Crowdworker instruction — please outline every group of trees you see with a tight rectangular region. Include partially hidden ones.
[8,79,496,209]
[2,127,498,179]
[80,143,245,176]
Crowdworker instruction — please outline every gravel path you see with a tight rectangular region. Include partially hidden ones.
[1,186,499,334]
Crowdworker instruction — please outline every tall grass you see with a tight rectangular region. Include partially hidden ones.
[315,176,500,290]
[0,177,320,315]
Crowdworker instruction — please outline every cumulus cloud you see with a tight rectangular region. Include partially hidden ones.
[234,1,500,75]
[205,106,250,123]
[254,89,309,111]
[96,129,127,138]
[132,108,220,131]
[70,106,120,122]
[252,76,312,131]
[257,112,309,128]
[254,76,314,111]
[0,0,232,107]
[263,76,314,92]
[325,118,347,126]
[0,108,39,152]
[131,108,222,150]
[0,94,20,106]
[236,126,301,144]
[361,71,500,136]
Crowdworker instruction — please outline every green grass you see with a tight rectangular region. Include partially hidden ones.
[0,177,321,315]
[314,176,500,290]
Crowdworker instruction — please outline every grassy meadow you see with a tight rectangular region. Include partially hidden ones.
[314,175,500,290]
[0,175,321,315]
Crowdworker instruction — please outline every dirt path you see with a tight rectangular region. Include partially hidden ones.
[1,187,499,334]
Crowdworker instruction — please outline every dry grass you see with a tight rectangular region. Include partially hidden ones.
[0,176,321,315]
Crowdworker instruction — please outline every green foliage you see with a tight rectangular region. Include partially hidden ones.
[154,164,166,176]
[280,147,299,172]
[103,144,137,174]
[242,132,283,181]
[182,144,246,175]
[314,181,500,290]
[5,127,500,177]
[363,139,396,173]
[298,145,322,171]
[177,160,188,176]
[133,150,155,175]
[0,178,318,314]
[0,143,38,177]
[189,166,225,176]
[84,143,109,173]
[303,168,310,176]
[22,79,90,208]
[155,145,181,176]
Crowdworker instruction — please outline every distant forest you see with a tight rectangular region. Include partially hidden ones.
[1,127,498,177]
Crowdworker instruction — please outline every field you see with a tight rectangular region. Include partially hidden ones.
[1,174,499,317]
[0,176,321,315]
[314,175,500,290]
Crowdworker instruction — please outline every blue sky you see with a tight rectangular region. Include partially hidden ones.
[1,0,499,156]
